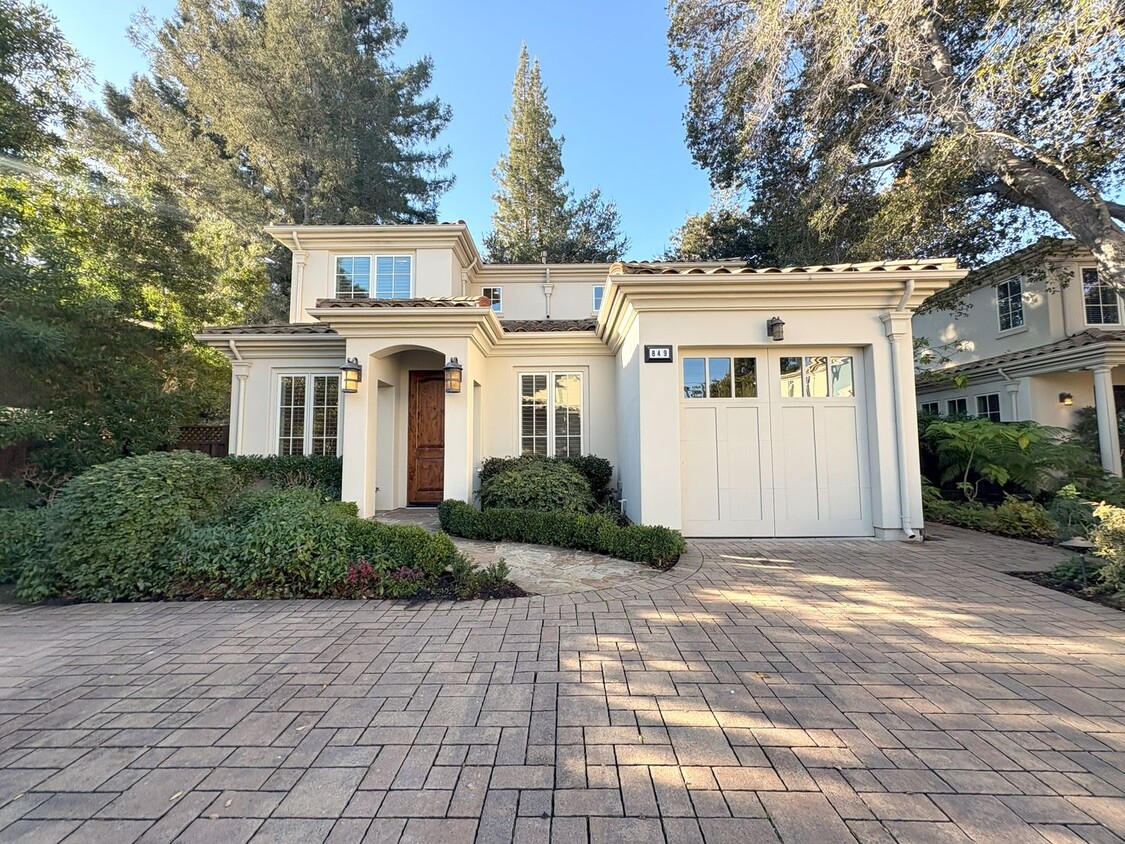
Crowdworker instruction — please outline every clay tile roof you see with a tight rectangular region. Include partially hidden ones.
[501,318,597,333]
[314,296,489,309]
[608,259,957,276]
[198,323,339,336]
[919,329,1124,382]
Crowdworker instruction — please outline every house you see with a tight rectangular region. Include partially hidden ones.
[913,238,1124,475]
[196,223,965,538]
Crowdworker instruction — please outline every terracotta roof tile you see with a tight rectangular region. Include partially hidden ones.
[919,328,1125,382]
[199,323,338,336]
[610,259,956,276]
[314,296,489,308]
[501,319,597,333]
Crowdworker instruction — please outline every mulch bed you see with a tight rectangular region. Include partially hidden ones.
[1009,569,1125,612]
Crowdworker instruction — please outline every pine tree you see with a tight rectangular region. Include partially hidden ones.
[485,46,626,263]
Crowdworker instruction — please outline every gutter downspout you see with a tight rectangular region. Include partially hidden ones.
[228,340,250,456]
[884,279,918,540]
[996,366,1021,420]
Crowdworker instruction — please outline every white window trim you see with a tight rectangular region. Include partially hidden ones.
[516,369,587,457]
[996,276,1026,334]
[975,393,1001,421]
[273,371,343,457]
[483,286,503,315]
[592,284,605,314]
[947,397,968,416]
[920,401,939,415]
[333,253,415,299]
[1082,265,1122,327]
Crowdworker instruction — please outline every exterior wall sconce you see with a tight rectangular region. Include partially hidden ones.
[1059,392,1074,407]
[444,357,463,394]
[767,317,785,342]
[340,357,362,394]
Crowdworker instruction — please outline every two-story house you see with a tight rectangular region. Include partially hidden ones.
[913,238,1125,475]
[197,223,964,538]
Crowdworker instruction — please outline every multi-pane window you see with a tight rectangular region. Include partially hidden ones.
[335,256,371,298]
[334,255,412,299]
[483,287,502,313]
[520,372,583,457]
[947,398,968,416]
[1084,267,1120,325]
[997,277,1024,331]
[976,393,1001,422]
[278,374,339,456]
[778,356,855,398]
[682,357,758,399]
[593,285,605,312]
[920,402,939,415]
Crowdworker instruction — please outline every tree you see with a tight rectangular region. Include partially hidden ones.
[485,46,627,263]
[668,0,1125,285]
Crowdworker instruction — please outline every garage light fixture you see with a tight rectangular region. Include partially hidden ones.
[1059,392,1074,407]
[444,357,463,394]
[767,317,785,342]
[340,357,362,393]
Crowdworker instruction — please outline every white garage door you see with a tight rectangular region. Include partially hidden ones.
[680,349,872,537]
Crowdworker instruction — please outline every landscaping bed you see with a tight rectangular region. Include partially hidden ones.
[1009,566,1125,613]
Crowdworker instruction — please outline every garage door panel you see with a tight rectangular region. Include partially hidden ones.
[823,405,864,521]
[723,406,767,522]
[681,406,719,523]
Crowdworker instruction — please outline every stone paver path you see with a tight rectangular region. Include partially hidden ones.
[375,507,666,595]
[2,527,1125,843]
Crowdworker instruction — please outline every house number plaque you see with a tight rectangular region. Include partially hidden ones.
[644,345,673,363]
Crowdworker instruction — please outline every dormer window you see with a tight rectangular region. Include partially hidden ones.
[335,255,413,299]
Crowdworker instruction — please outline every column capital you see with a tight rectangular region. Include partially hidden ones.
[232,360,253,379]
[293,249,309,267]
[1092,363,1114,375]
[880,311,912,339]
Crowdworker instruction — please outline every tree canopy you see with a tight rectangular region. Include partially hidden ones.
[668,0,1125,282]
[485,46,627,263]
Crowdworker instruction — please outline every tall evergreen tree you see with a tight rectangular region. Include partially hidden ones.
[485,46,627,263]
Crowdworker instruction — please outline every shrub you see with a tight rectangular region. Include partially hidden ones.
[1047,484,1097,541]
[18,451,239,602]
[438,500,684,569]
[479,460,593,514]
[1092,503,1125,594]
[480,454,614,501]
[0,508,44,585]
[222,454,342,499]
[990,497,1058,543]
[346,519,459,577]
[168,487,354,599]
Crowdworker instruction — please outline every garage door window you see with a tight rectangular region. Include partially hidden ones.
[683,357,757,399]
[780,355,855,398]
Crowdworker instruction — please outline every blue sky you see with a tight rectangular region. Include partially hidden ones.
[43,0,714,259]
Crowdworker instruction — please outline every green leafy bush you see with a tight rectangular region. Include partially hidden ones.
[222,454,342,498]
[1047,484,1097,541]
[1091,503,1125,594]
[480,454,614,501]
[479,459,593,514]
[18,451,239,602]
[346,519,459,577]
[438,499,684,569]
[0,508,44,585]
[923,484,1058,542]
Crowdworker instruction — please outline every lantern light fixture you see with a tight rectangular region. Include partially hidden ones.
[1059,392,1074,407]
[444,357,463,394]
[340,357,362,394]
[767,316,785,342]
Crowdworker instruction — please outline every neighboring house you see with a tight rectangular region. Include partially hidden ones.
[197,224,964,538]
[913,238,1125,475]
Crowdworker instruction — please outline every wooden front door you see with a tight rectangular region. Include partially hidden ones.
[408,371,445,504]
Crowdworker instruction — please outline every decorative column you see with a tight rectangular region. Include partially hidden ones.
[880,311,921,539]
[1092,364,1122,476]
[289,250,309,323]
[229,360,252,455]
[1005,381,1020,421]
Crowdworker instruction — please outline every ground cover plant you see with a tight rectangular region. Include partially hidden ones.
[7,451,519,604]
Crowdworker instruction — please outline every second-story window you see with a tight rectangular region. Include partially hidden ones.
[1084,267,1120,325]
[976,393,1001,422]
[997,277,1024,331]
[483,287,502,313]
[592,284,605,312]
[335,255,413,299]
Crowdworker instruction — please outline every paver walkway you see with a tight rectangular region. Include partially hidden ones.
[375,508,667,595]
[1,527,1124,843]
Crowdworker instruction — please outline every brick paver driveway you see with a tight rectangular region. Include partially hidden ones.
[2,528,1124,843]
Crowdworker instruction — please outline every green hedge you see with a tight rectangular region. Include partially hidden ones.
[17,451,240,602]
[0,508,44,585]
[480,454,614,501]
[479,459,593,514]
[922,485,1058,542]
[438,499,684,569]
[221,454,342,498]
